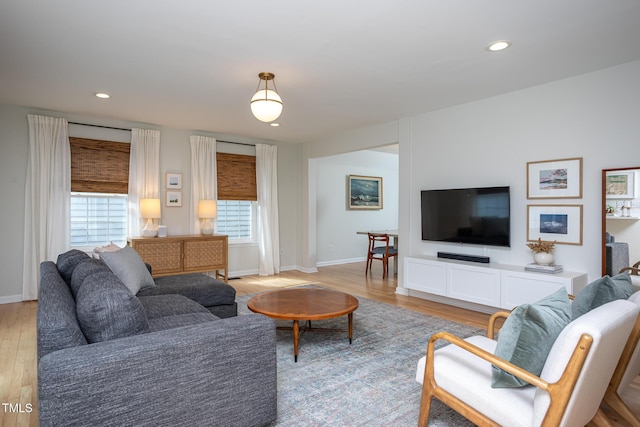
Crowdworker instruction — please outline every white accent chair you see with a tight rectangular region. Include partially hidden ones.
[416,299,639,427]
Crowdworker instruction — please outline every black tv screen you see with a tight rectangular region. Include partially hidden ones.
[421,186,510,247]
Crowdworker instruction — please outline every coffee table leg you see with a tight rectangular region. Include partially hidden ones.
[293,320,299,363]
[348,312,353,344]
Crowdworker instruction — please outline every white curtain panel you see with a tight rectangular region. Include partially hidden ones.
[127,128,160,237]
[23,114,70,300]
[189,135,217,234]
[256,144,280,276]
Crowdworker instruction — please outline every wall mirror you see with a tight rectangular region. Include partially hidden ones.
[602,166,640,276]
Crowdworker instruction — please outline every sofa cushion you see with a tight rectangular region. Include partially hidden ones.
[138,294,211,319]
[37,261,88,360]
[100,246,155,294]
[70,258,111,298]
[148,312,219,332]
[76,271,150,343]
[56,249,91,285]
[571,273,635,319]
[140,273,236,306]
[492,287,571,388]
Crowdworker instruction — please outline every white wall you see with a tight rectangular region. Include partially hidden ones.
[0,105,302,301]
[403,60,640,283]
[315,150,399,265]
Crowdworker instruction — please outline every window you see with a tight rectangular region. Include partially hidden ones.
[217,200,255,241]
[69,137,130,248]
[70,193,128,247]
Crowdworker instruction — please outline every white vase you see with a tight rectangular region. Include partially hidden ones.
[534,252,554,266]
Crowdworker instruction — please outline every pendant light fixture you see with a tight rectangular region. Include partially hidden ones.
[250,72,283,123]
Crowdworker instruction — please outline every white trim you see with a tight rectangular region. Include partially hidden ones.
[0,294,24,304]
[316,257,366,267]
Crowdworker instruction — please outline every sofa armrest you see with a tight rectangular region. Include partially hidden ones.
[38,314,277,427]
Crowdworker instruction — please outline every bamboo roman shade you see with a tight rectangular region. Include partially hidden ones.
[216,152,257,201]
[70,137,130,194]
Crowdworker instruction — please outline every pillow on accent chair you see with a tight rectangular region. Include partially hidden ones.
[571,274,634,320]
[76,271,150,343]
[492,287,571,388]
[100,246,155,294]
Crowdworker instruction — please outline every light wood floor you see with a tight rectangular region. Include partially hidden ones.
[0,261,638,426]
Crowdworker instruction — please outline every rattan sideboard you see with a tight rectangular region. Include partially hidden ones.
[128,234,228,282]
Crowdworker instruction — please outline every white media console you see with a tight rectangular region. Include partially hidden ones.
[403,256,588,313]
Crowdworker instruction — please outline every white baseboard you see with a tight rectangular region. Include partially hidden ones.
[0,294,24,305]
[316,257,366,267]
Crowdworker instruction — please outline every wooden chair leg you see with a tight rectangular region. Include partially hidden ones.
[604,392,640,427]
[591,408,614,427]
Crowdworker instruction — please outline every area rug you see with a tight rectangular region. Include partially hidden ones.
[236,287,484,426]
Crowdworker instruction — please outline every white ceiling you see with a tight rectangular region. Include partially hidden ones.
[1,1,640,144]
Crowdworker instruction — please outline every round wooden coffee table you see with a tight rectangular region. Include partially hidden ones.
[247,288,359,362]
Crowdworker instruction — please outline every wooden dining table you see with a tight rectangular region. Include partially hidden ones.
[356,230,399,274]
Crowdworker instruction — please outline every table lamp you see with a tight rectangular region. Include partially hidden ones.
[140,198,161,237]
[198,200,217,235]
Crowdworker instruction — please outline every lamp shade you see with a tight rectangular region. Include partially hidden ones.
[250,89,283,122]
[198,200,217,219]
[140,198,161,219]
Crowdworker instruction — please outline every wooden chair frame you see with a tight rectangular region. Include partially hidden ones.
[602,313,640,426]
[418,311,599,427]
[365,233,397,279]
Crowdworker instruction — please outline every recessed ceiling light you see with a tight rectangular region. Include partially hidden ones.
[270,123,280,127]
[94,92,111,99]
[487,40,511,52]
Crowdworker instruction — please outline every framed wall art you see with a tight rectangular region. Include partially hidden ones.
[347,175,382,210]
[166,172,182,189]
[605,171,635,199]
[166,191,182,207]
[527,204,583,245]
[526,157,582,199]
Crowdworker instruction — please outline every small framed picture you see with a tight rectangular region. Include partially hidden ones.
[605,171,635,199]
[527,204,583,245]
[166,191,182,207]
[347,175,383,210]
[166,172,182,189]
[526,157,582,199]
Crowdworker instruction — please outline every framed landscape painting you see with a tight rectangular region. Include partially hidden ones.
[527,204,583,245]
[526,157,582,199]
[347,175,382,210]
[605,171,635,199]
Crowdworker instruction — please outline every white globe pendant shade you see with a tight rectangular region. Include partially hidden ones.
[250,72,283,123]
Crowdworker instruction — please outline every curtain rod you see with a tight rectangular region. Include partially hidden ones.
[68,121,256,146]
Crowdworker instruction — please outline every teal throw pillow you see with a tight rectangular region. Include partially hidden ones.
[571,274,634,320]
[492,287,571,388]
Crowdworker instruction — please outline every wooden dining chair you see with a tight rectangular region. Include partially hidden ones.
[365,233,398,278]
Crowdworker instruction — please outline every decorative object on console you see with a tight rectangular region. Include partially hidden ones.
[527,237,556,265]
[526,157,582,199]
[250,72,283,123]
[527,204,583,245]
[140,198,161,237]
[525,263,563,274]
[198,200,217,235]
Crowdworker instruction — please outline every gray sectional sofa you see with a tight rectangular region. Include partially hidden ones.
[37,249,277,427]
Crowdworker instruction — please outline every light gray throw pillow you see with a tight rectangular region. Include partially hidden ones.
[100,246,155,295]
[492,287,571,388]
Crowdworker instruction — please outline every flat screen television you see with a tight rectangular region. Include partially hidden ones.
[421,186,510,247]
